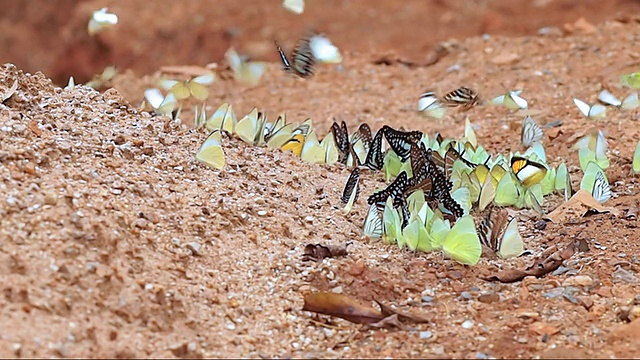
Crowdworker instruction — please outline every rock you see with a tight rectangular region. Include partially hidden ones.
[594,286,612,298]
[562,275,593,287]
[461,320,474,329]
[432,345,445,355]
[185,242,202,256]
[491,52,520,65]
[529,321,560,336]
[590,304,607,317]
[630,306,640,321]
[578,296,594,310]
[478,292,500,304]
[420,330,432,339]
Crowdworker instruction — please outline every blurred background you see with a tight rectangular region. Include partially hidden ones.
[1,0,638,85]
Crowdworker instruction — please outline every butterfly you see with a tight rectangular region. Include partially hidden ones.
[633,141,640,174]
[331,120,351,164]
[195,129,225,170]
[491,90,528,110]
[282,0,304,14]
[235,108,268,146]
[362,203,383,239]
[521,116,544,148]
[575,130,609,171]
[439,215,482,265]
[281,133,306,157]
[402,214,433,252]
[159,73,215,101]
[225,48,267,86]
[621,72,640,89]
[383,197,403,245]
[598,89,639,110]
[441,87,480,110]
[205,102,237,133]
[341,168,361,214]
[417,91,447,119]
[555,162,573,201]
[573,98,606,119]
[478,207,524,259]
[347,123,372,168]
[367,171,410,212]
[309,34,342,64]
[580,162,611,203]
[381,125,423,162]
[144,88,178,117]
[88,8,118,36]
[275,38,315,78]
[361,128,384,171]
[511,156,547,187]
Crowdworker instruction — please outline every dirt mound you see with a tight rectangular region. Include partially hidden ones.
[1,14,640,360]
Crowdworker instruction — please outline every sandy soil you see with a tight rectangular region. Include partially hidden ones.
[2,1,640,359]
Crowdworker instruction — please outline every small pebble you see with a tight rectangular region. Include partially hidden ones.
[304,216,314,223]
[543,287,564,299]
[331,286,343,294]
[432,345,445,355]
[422,295,434,303]
[257,210,267,216]
[461,320,474,329]
[419,331,433,339]
[562,275,593,287]
[517,337,529,344]
[459,292,473,301]
[475,352,488,359]
[186,242,202,256]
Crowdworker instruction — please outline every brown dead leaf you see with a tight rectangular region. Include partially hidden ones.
[545,190,620,223]
[301,242,350,262]
[302,292,384,325]
[484,242,575,283]
[375,300,431,324]
[363,314,408,331]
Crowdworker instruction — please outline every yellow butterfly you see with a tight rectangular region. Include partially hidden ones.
[511,156,547,187]
[225,48,267,86]
[281,133,305,157]
[235,108,267,146]
[206,102,237,133]
[159,73,215,101]
[320,132,340,165]
[195,129,225,170]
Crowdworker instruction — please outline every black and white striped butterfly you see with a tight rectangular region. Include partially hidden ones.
[441,87,480,110]
[592,170,611,203]
[381,125,423,162]
[341,168,361,215]
[521,116,544,148]
[274,38,315,79]
[367,171,410,212]
[331,120,350,164]
[347,123,372,167]
[361,128,384,171]
[428,143,475,179]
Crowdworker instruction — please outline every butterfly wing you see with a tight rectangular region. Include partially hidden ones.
[521,116,544,148]
[498,217,524,259]
[341,168,361,214]
[441,215,482,265]
[195,130,225,169]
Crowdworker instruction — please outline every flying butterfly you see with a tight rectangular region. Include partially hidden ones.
[381,125,423,162]
[478,207,524,259]
[309,34,342,64]
[341,168,361,214]
[195,129,225,170]
[441,86,480,110]
[144,88,178,117]
[510,156,547,187]
[521,116,544,148]
[225,48,267,86]
[282,0,304,14]
[417,91,447,119]
[159,73,215,101]
[275,38,315,79]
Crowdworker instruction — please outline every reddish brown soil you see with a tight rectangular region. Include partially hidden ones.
[1,1,640,359]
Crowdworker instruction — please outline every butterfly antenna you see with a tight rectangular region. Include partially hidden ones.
[273,40,291,72]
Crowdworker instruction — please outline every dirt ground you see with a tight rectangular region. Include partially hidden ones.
[2,0,640,358]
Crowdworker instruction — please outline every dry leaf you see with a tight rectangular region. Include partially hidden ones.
[545,190,620,223]
[484,242,575,283]
[302,292,384,325]
[363,314,408,330]
[375,300,431,324]
[302,242,350,262]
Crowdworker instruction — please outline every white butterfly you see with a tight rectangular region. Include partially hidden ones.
[573,98,606,119]
[597,90,639,110]
[362,203,383,239]
[282,0,304,14]
[88,8,118,36]
[491,90,528,110]
[592,170,611,203]
[309,35,342,64]
[521,116,543,148]
[417,91,447,118]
